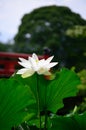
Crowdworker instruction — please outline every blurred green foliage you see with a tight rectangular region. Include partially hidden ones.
[0,42,13,52]
[66,25,86,38]
[77,69,86,113]
[13,5,86,71]
[78,69,86,93]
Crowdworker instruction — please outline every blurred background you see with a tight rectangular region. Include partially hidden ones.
[0,0,86,113]
[0,0,86,70]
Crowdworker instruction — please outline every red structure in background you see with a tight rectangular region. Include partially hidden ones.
[0,52,49,77]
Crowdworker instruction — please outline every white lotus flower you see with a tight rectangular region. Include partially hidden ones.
[17,53,58,78]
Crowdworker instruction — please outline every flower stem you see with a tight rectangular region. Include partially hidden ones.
[44,81,47,130]
[44,109,47,130]
[36,74,41,130]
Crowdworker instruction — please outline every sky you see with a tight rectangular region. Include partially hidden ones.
[0,0,86,43]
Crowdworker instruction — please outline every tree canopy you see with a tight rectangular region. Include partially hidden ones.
[13,5,86,71]
[0,42,13,52]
